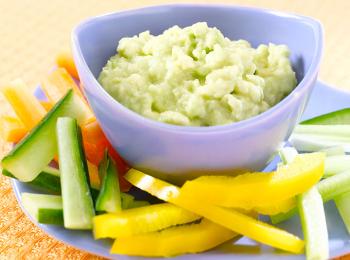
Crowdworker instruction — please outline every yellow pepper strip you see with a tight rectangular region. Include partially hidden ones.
[41,68,83,102]
[0,116,27,143]
[1,79,46,130]
[87,160,101,190]
[125,169,305,254]
[94,203,200,239]
[111,219,237,257]
[253,197,296,215]
[39,100,54,111]
[56,51,79,79]
[41,68,94,123]
[181,153,324,209]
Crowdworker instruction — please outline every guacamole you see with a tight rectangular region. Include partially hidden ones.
[98,22,297,126]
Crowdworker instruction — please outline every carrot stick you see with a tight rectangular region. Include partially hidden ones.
[56,52,79,79]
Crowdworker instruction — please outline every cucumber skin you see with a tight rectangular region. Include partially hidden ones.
[1,90,91,182]
[38,208,64,225]
[1,91,72,182]
[57,117,95,230]
[3,168,100,200]
[3,168,61,193]
[301,108,350,125]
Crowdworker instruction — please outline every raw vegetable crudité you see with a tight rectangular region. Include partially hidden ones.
[56,117,95,229]
[2,52,350,259]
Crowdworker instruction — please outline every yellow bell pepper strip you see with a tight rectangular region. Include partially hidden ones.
[41,68,84,102]
[41,68,94,123]
[0,116,27,143]
[125,169,305,254]
[180,153,325,209]
[1,79,46,130]
[55,51,79,79]
[110,219,237,257]
[39,100,54,111]
[94,203,200,239]
[253,197,296,215]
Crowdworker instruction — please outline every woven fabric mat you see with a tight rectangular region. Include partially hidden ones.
[0,0,350,259]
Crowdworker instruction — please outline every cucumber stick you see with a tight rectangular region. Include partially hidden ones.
[96,151,122,213]
[3,166,61,193]
[38,208,63,225]
[56,117,94,229]
[21,193,63,225]
[298,187,329,260]
[1,90,90,182]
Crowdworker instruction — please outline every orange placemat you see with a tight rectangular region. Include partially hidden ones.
[1,0,350,259]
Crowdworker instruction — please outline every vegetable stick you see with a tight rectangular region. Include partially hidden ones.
[55,51,79,79]
[40,100,54,111]
[334,191,350,234]
[94,203,200,239]
[298,187,329,260]
[324,155,350,177]
[111,219,237,257]
[295,124,350,137]
[125,169,305,254]
[1,79,46,130]
[0,115,27,142]
[41,68,85,102]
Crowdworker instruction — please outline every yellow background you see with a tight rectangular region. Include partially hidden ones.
[0,0,349,258]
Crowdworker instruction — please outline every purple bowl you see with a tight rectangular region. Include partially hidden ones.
[72,4,323,183]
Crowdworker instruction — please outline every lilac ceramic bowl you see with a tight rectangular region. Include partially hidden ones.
[72,4,323,183]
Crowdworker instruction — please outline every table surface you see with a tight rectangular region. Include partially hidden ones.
[0,0,349,259]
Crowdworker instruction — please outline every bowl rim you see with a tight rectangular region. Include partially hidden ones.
[72,3,324,134]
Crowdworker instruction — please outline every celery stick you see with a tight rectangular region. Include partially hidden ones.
[278,147,298,164]
[294,124,350,137]
[273,170,350,224]
[317,170,350,202]
[271,147,299,224]
[320,146,345,156]
[270,207,298,224]
[298,187,329,260]
[290,134,350,152]
[335,191,350,234]
[324,155,350,177]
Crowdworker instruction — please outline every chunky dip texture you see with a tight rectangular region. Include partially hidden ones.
[98,22,297,126]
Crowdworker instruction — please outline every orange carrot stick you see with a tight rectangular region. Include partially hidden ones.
[56,51,79,79]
